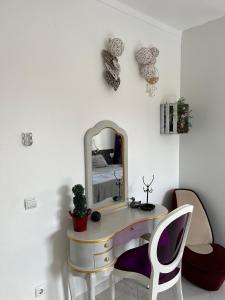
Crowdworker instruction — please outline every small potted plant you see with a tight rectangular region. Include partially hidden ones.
[69,184,91,232]
[177,97,192,133]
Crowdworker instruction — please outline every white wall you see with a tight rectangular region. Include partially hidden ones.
[180,16,225,246]
[0,0,181,299]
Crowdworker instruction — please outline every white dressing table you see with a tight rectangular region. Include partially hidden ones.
[69,120,168,299]
[67,204,168,300]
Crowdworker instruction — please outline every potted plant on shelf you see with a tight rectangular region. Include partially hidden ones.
[69,184,91,232]
[177,97,192,133]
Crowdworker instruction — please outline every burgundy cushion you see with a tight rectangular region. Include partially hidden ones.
[114,244,180,284]
[183,261,225,291]
[182,244,225,290]
[183,243,225,272]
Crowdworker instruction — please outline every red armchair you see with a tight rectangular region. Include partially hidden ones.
[173,189,225,291]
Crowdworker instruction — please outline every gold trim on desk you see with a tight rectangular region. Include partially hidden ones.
[68,235,113,244]
[68,211,168,244]
[68,259,116,274]
[94,247,113,256]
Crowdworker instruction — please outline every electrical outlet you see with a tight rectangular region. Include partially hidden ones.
[35,285,46,297]
[24,198,37,210]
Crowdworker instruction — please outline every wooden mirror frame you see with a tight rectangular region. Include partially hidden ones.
[84,120,128,211]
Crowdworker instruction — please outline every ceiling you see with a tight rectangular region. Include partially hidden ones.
[117,0,225,30]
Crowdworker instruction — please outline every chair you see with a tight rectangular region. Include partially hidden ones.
[173,189,225,291]
[110,205,193,300]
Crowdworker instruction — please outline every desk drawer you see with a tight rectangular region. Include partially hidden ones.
[114,220,152,246]
[93,239,113,254]
[94,249,114,269]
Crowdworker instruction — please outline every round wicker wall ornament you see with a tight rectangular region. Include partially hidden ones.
[102,37,124,91]
[108,38,125,57]
[135,47,153,65]
[135,45,159,97]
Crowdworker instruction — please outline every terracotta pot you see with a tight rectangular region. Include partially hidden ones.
[69,210,91,232]
[73,215,88,232]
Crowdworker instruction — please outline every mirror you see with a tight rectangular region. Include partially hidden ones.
[84,121,128,210]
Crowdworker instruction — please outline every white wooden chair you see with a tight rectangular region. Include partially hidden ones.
[110,205,193,300]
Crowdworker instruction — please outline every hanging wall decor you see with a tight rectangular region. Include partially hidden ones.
[102,37,125,91]
[135,46,160,97]
[160,97,192,134]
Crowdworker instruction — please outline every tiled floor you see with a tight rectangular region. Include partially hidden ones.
[96,278,225,300]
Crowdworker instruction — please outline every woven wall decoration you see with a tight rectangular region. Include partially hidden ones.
[108,38,124,57]
[102,37,124,91]
[135,47,153,65]
[135,46,160,97]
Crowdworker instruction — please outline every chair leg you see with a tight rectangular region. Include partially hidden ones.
[148,275,159,300]
[110,272,115,300]
[148,286,158,300]
[176,277,183,300]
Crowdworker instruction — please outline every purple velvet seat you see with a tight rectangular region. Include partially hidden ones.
[115,212,189,283]
[115,243,180,284]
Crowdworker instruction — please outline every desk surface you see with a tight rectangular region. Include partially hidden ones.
[67,204,168,243]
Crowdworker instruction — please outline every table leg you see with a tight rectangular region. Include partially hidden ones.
[110,272,115,300]
[68,271,76,300]
[87,273,96,300]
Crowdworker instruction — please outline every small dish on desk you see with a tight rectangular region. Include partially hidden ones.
[140,203,155,211]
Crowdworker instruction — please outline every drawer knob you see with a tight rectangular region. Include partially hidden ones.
[104,257,110,262]
[130,227,135,231]
[104,243,109,248]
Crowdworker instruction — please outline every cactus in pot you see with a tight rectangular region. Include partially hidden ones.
[69,184,91,232]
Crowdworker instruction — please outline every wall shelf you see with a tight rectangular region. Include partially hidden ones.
[160,102,190,134]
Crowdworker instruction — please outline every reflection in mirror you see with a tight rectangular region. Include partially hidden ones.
[91,128,123,204]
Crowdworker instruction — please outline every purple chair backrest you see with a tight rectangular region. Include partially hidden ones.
[157,213,189,265]
[149,205,193,276]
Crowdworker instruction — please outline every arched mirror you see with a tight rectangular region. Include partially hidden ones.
[84,120,128,210]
